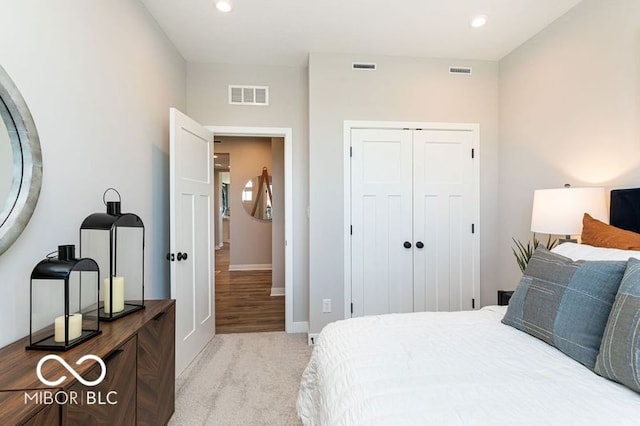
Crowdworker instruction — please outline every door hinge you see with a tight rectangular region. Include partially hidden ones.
[350,146,353,157]
[471,148,475,159]
[351,303,354,314]
[472,298,476,309]
[350,225,353,235]
[472,224,475,234]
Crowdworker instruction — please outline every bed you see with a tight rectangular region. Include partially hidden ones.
[297,189,640,425]
[297,306,640,425]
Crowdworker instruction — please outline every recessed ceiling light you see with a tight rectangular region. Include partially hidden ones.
[216,0,232,12]
[470,15,488,28]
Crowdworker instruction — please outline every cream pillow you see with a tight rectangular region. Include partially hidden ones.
[552,242,640,261]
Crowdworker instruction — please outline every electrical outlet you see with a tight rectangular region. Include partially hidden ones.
[322,299,332,313]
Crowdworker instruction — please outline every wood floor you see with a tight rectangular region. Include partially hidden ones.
[215,243,285,334]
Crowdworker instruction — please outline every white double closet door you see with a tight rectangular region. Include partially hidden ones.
[351,127,478,317]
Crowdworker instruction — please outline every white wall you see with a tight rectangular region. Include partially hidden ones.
[215,136,273,267]
[308,53,499,334]
[498,0,640,290]
[0,0,186,347]
[186,62,309,323]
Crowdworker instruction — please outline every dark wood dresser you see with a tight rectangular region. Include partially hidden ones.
[0,299,175,425]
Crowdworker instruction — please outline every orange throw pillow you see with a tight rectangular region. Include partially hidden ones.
[581,213,640,250]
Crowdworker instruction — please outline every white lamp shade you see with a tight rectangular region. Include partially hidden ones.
[530,187,607,236]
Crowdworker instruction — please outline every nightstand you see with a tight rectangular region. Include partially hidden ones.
[498,290,514,306]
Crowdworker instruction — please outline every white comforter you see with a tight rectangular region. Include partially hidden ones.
[297,306,640,425]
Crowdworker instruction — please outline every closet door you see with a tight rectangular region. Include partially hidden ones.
[351,129,413,316]
[413,130,475,311]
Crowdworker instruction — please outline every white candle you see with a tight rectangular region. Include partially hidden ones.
[104,276,125,314]
[54,313,83,343]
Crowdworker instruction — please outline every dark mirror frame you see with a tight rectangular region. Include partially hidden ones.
[0,64,42,255]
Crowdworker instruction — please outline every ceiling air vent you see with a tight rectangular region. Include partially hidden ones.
[449,66,472,75]
[228,85,269,106]
[352,62,377,71]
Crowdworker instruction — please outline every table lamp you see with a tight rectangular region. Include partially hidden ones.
[531,186,607,243]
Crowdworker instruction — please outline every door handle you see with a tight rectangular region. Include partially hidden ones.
[153,311,167,321]
[403,241,412,249]
[177,252,188,261]
[416,241,424,249]
[105,348,125,362]
[166,253,175,262]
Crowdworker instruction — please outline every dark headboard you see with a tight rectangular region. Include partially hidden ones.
[610,188,640,234]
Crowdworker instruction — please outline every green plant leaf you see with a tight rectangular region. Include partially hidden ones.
[512,234,558,273]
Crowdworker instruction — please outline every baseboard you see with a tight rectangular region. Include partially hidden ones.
[308,333,320,345]
[270,287,285,297]
[290,321,308,333]
[228,264,272,271]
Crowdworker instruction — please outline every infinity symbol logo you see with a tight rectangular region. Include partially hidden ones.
[36,354,107,387]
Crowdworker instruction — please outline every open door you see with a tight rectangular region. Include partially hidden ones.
[169,108,215,377]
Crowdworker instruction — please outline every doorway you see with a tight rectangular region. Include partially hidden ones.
[214,136,283,333]
[208,126,294,332]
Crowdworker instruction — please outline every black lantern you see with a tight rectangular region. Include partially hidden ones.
[80,188,145,321]
[28,245,101,351]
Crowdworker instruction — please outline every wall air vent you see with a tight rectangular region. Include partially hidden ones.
[352,62,377,71]
[228,85,269,106]
[449,66,472,75]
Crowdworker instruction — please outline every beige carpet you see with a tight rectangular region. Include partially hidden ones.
[169,332,313,426]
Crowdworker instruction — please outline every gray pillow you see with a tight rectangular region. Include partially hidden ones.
[502,248,626,370]
[595,257,640,392]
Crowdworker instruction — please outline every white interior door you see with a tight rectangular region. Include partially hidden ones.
[351,128,413,316]
[413,129,475,312]
[170,108,215,377]
[350,125,478,317]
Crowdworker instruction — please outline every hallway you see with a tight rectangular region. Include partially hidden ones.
[215,243,285,333]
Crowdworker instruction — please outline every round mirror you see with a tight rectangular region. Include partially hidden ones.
[0,113,14,222]
[0,64,43,255]
[241,168,272,221]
